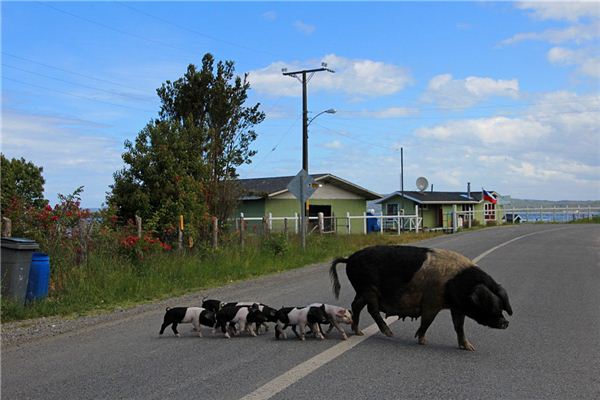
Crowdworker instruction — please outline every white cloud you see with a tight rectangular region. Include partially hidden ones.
[1,109,123,206]
[293,20,316,35]
[416,116,549,145]
[321,140,343,149]
[351,107,418,119]
[247,54,412,98]
[516,1,600,22]
[262,11,277,21]
[501,1,600,81]
[422,74,519,108]
[410,91,600,199]
[547,47,600,78]
[501,22,600,45]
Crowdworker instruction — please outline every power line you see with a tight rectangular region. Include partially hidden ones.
[36,2,191,55]
[4,77,156,113]
[3,64,154,103]
[2,52,147,93]
[115,1,285,59]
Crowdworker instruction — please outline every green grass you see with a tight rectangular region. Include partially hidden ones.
[1,232,441,322]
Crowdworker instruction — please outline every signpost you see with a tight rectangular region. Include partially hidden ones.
[287,169,317,249]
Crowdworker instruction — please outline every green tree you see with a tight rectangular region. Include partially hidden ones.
[1,154,47,212]
[110,53,265,238]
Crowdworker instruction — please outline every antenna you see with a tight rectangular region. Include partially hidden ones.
[416,177,429,192]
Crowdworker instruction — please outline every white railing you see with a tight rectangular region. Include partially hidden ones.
[234,205,423,235]
[503,206,599,223]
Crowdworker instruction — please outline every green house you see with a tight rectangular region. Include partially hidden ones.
[375,190,503,231]
[237,173,381,234]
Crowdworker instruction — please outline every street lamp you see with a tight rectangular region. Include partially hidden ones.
[308,108,336,127]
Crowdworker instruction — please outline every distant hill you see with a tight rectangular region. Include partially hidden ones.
[507,199,600,208]
[369,197,600,210]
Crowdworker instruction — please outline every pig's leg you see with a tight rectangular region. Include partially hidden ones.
[311,323,324,339]
[351,295,366,336]
[298,323,306,341]
[331,320,348,340]
[414,308,440,345]
[365,291,393,337]
[192,319,202,337]
[451,309,475,351]
[171,323,180,337]
[159,322,170,335]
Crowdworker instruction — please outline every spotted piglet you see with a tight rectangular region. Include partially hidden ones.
[159,307,216,337]
[275,304,329,341]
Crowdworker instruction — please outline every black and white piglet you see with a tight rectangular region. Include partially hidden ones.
[159,307,216,337]
[307,303,353,340]
[215,303,269,338]
[274,304,329,341]
[202,299,278,332]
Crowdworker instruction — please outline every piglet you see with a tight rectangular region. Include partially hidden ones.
[307,303,353,340]
[159,307,216,337]
[275,304,329,341]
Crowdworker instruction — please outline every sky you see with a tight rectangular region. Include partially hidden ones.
[1,1,599,208]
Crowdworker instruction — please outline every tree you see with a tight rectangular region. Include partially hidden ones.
[1,154,47,212]
[110,53,265,238]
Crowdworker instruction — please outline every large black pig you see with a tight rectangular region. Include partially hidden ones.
[330,245,512,351]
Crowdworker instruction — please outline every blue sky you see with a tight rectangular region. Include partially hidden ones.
[2,1,599,208]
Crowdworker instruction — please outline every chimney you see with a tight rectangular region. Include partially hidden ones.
[431,184,434,192]
[467,182,471,198]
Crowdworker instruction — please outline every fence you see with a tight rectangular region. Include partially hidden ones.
[234,207,422,237]
[503,206,599,223]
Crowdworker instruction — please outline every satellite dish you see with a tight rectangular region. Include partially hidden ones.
[416,177,429,192]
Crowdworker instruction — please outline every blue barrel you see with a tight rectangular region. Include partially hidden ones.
[26,252,50,302]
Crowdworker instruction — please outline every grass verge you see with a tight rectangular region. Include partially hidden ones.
[1,232,441,322]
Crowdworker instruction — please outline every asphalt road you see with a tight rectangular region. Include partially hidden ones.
[2,224,599,400]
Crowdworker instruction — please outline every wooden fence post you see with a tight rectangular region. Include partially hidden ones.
[283,218,288,239]
[212,216,218,249]
[2,217,12,237]
[318,212,324,235]
[178,215,184,251]
[346,212,351,235]
[263,215,270,238]
[135,215,142,238]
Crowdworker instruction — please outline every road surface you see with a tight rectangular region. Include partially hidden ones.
[2,224,599,399]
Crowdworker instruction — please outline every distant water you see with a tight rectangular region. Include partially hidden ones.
[507,211,599,223]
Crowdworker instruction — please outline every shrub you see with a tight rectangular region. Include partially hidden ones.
[262,234,290,256]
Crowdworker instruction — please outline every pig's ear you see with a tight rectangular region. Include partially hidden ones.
[470,284,493,308]
[495,286,513,316]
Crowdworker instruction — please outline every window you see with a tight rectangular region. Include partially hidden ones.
[386,203,399,215]
[484,203,496,220]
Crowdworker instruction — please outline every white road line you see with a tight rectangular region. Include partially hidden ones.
[472,227,568,264]
[239,226,567,400]
[239,317,396,400]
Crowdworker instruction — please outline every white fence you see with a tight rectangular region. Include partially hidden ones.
[235,205,423,235]
[503,206,599,223]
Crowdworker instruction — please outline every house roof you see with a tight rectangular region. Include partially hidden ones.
[238,173,382,200]
[375,190,497,205]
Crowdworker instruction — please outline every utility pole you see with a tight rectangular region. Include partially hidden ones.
[400,147,404,231]
[282,64,335,249]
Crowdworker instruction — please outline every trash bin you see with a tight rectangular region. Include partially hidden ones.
[26,252,50,302]
[1,237,40,305]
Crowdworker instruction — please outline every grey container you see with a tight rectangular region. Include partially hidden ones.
[1,237,40,305]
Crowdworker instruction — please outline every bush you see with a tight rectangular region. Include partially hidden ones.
[262,234,290,256]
